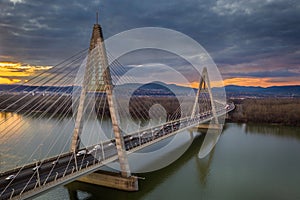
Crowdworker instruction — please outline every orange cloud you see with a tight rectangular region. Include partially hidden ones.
[0,77,22,84]
[174,77,300,89]
[186,81,199,89]
[175,80,225,89]
[0,61,52,84]
[224,77,300,87]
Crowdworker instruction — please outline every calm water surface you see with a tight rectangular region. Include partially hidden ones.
[1,112,300,200]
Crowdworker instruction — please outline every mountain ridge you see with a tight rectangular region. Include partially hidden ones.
[0,83,299,97]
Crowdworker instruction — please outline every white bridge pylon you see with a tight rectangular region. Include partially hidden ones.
[71,23,131,178]
[191,67,219,125]
[71,24,222,177]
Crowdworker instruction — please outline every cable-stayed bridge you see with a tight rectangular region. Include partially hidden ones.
[0,20,234,200]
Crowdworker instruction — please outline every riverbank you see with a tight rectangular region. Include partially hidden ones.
[227,98,300,126]
[1,93,299,126]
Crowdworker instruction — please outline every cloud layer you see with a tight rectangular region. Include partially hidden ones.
[0,61,52,84]
[0,0,299,86]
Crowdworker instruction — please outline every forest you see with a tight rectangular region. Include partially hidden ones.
[228,98,300,126]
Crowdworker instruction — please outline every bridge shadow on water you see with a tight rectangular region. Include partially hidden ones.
[64,129,219,200]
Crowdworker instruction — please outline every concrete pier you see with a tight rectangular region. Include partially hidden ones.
[77,170,139,191]
[189,123,223,132]
[196,124,222,130]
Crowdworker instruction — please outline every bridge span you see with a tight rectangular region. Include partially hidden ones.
[0,103,234,200]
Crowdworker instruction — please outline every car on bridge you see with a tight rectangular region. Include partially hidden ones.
[124,135,134,143]
[76,149,87,156]
[87,144,101,154]
[5,174,15,180]
[32,165,41,171]
[52,160,59,165]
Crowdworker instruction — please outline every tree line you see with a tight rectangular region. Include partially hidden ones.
[2,93,298,126]
[228,98,300,126]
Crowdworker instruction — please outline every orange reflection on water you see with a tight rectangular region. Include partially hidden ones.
[0,112,29,142]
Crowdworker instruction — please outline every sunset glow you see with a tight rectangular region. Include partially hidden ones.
[173,77,300,89]
[0,61,52,84]
[187,81,223,89]
[224,77,300,88]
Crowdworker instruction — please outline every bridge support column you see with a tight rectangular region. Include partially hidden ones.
[96,26,131,177]
[71,22,131,178]
[191,67,219,125]
[196,123,223,130]
[77,170,138,191]
[71,36,96,152]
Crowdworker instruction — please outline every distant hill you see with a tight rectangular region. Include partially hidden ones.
[0,84,73,94]
[225,85,300,97]
[115,81,195,96]
[0,83,299,97]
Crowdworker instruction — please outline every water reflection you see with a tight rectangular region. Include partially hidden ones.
[63,123,300,200]
[0,112,75,171]
[0,112,29,141]
[2,111,300,200]
[244,123,300,141]
[196,147,215,187]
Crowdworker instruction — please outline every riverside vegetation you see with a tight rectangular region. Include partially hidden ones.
[228,98,300,126]
[1,93,299,126]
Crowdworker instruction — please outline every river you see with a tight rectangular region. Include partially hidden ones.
[0,112,300,200]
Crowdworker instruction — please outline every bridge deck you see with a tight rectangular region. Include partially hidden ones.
[0,103,235,200]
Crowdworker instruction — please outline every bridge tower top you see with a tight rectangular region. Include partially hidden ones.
[89,23,104,51]
[89,12,104,51]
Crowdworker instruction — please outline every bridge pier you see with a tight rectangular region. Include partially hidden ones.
[189,123,223,133]
[77,170,139,191]
[196,123,223,130]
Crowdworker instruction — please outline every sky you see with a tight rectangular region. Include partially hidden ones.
[0,0,299,87]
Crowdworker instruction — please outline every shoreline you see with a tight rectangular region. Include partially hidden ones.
[1,94,299,127]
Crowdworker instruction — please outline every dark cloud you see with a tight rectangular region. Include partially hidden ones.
[0,0,299,83]
[108,48,201,86]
